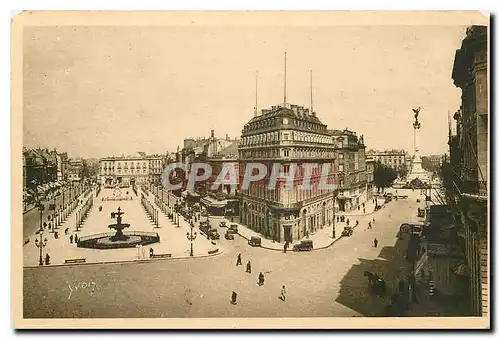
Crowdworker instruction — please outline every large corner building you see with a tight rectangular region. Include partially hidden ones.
[238,103,367,243]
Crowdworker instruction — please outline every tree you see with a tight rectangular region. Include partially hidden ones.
[373,161,398,192]
[397,167,408,179]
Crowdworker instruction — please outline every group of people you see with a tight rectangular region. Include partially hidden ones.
[232,253,287,305]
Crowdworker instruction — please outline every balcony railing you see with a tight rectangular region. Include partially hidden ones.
[461,180,488,198]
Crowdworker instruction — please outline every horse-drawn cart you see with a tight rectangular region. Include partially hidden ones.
[364,271,386,296]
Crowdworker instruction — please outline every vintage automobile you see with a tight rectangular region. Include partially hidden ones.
[224,231,235,240]
[248,236,261,247]
[209,229,220,240]
[199,222,211,235]
[229,224,239,234]
[417,208,425,218]
[219,221,227,228]
[292,240,314,252]
[342,226,354,237]
[411,224,423,237]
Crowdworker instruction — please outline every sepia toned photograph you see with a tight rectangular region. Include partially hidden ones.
[12,11,490,329]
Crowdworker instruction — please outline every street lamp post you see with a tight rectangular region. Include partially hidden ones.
[177,213,180,227]
[34,204,48,266]
[186,222,197,257]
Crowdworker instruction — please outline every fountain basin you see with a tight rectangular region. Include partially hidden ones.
[77,231,160,249]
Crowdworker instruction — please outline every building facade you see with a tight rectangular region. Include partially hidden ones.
[238,104,340,243]
[330,129,367,212]
[367,149,408,173]
[365,156,375,201]
[99,154,165,188]
[449,25,488,316]
[67,159,84,182]
[421,154,446,174]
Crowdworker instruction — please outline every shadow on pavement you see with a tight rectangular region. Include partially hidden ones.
[335,234,412,317]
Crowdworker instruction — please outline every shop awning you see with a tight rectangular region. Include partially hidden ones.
[201,197,228,208]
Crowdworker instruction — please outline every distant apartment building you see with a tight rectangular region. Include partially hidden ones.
[366,149,408,172]
[67,159,84,182]
[421,154,445,174]
[99,153,165,188]
[365,156,375,200]
[177,130,240,215]
[329,129,368,212]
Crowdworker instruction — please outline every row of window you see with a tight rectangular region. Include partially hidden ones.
[241,148,337,159]
[243,180,340,204]
[101,160,163,169]
[241,131,335,146]
[244,117,326,132]
[102,168,148,174]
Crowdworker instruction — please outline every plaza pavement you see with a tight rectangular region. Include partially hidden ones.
[23,188,221,267]
[24,195,420,318]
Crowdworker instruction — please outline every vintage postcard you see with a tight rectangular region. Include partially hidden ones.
[12,11,490,329]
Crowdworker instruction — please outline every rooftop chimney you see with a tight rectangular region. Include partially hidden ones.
[311,111,316,117]
[211,129,215,138]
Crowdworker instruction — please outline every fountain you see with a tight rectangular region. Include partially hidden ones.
[77,206,160,249]
[108,207,130,241]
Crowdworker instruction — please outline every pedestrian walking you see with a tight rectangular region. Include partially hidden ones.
[74,234,78,243]
[356,220,359,226]
[231,291,238,305]
[258,272,265,286]
[368,221,372,229]
[373,217,375,224]
[278,285,287,301]
[70,234,73,244]
[246,261,252,273]
[64,227,69,235]
[363,207,366,214]
[45,253,50,265]
[346,218,350,226]
[284,241,288,253]
[43,222,47,229]
[374,238,378,248]
[236,253,242,266]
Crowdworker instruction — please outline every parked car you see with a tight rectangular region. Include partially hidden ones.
[229,224,238,234]
[219,221,227,228]
[199,222,211,235]
[248,236,261,247]
[412,225,423,237]
[225,231,234,240]
[209,229,220,240]
[342,226,354,237]
[417,208,425,218]
[292,240,313,251]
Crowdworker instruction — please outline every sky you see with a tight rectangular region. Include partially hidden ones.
[23,23,467,159]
